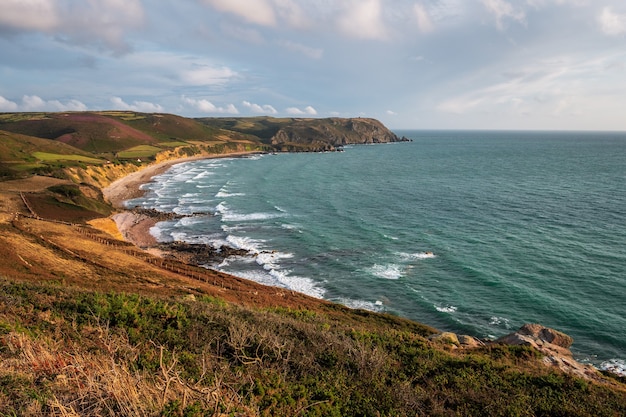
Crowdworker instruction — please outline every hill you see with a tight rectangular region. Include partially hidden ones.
[199,116,410,151]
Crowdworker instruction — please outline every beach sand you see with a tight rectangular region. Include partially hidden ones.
[103,152,260,249]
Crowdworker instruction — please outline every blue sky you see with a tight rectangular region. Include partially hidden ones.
[1,0,626,130]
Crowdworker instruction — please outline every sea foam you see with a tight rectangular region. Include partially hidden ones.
[600,359,626,377]
[435,304,458,313]
[368,263,403,280]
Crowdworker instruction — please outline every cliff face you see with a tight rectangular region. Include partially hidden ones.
[270,118,407,151]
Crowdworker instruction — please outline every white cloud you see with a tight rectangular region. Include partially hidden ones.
[204,0,276,26]
[286,106,317,115]
[0,0,58,32]
[435,54,624,120]
[0,95,88,112]
[111,97,163,113]
[0,0,144,53]
[599,7,626,36]
[242,101,278,114]
[337,0,389,40]
[279,40,323,59]
[386,110,397,115]
[481,0,526,30]
[0,96,19,111]
[274,0,311,28]
[183,96,239,114]
[180,65,239,86]
[414,3,435,33]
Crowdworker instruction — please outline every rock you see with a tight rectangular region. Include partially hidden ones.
[495,332,541,350]
[517,323,574,348]
[458,334,484,348]
[429,332,460,346]
[493,324,605,382]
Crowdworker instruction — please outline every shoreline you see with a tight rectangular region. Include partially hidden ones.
[103,152,262,248]
[103,151,262,208]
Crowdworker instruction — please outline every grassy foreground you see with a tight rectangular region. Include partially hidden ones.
[1,279,625,417]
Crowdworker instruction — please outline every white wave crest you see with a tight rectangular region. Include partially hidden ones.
[435,304,458,313]
[333,297,385,312]
[225,235,265,253]
[369,264,403,280]
[223,211,285,222]
[215,191,246,198]
[256,251,294,271]
[489,316,512,328]
[600,359,626,376]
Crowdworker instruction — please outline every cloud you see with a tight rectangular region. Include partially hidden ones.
[0,0,58,32]
[0,96,19,111]
[274,0,310,28]
[599,7,626,36]
[386,110,397,115]
[242,101,277,114]
[481,0,526,30]
[414,3,435,33]
[337,0,389,40]
[435,54,621,119]
[111,97,163,113]
[0,0,144,54]
[183,96,239,114]
[204,0,276,26]
[180,65,239,86]
[278,40,323,59]
[0,95,87,112]
[286,106,317,115]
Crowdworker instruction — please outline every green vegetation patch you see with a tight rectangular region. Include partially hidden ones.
[0,279,623,416]
[32,152,103,164]
[158,140,189,147]
[116,145,162,159]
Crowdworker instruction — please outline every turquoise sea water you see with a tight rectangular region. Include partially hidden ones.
[126,130,626,374]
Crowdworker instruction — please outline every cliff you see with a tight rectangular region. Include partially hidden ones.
[270,117,409,151]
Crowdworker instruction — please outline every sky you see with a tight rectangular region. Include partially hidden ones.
[1,0,626,130]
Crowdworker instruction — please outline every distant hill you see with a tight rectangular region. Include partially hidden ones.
[200,116,409,151]
[0,111,405,179]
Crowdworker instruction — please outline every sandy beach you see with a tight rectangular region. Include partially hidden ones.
[103,151,261,248]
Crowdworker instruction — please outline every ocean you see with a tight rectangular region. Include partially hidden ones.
[125,130,626,375]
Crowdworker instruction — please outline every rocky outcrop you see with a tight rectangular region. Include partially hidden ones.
[495,324,602,381]
[270,118,409,152]
[428,332,485,348]
[428,324,611,383]
[497,323,573,349]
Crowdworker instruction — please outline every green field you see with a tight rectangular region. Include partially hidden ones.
[159,140,189,147]
[32,152,103,164]
[116,145,162,159]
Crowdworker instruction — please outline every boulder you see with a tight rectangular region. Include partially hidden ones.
[458,334,485,348]
[517,323,574,348]
[428,332,460,346]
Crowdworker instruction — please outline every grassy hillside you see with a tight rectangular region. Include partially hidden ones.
[1,278,625,417]
[198,116,295,142]
[0,130,107,179]
[0,112,268,180]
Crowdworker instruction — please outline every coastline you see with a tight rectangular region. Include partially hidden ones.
[103,151,261,249]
